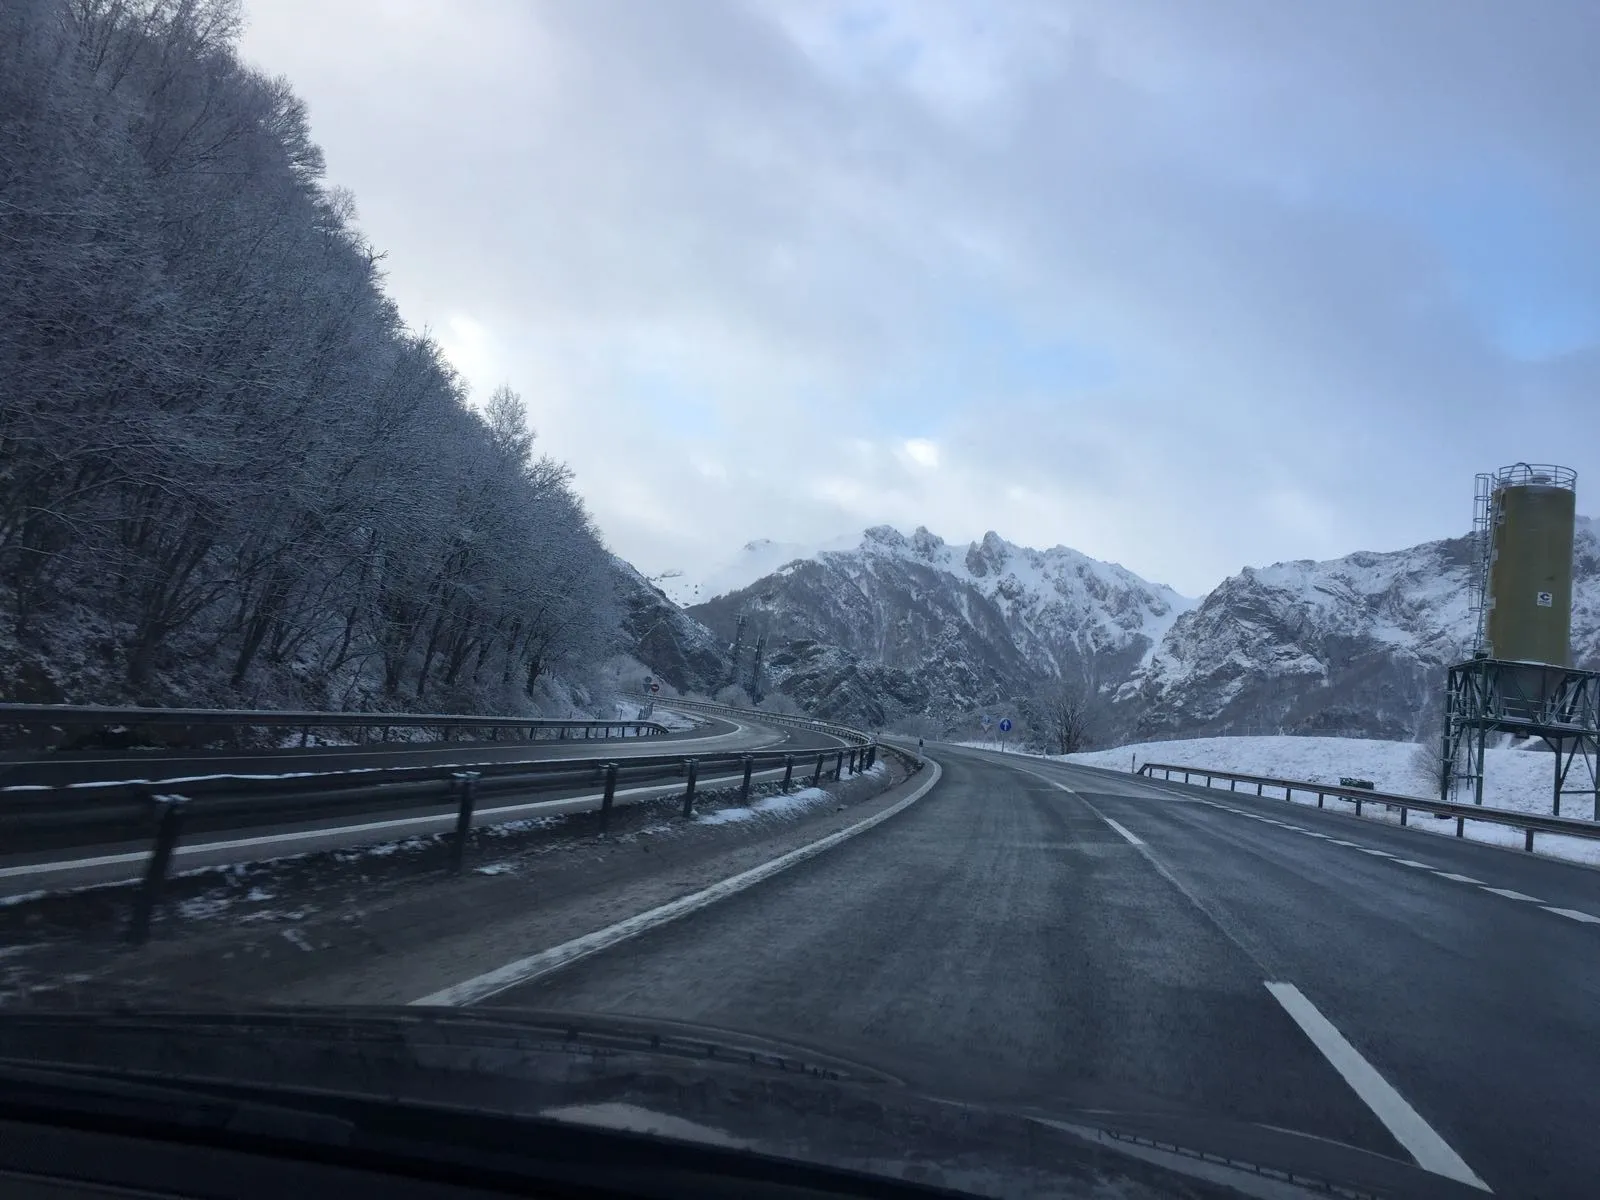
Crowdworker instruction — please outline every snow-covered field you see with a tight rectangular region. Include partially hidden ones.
[960,735,1600,867]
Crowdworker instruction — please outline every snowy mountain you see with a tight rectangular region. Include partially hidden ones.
[660,535,863,607]
[610,557,732,696]
[1122,518,1600,742]
[685,526,1194,726]
[678,518,1600,741]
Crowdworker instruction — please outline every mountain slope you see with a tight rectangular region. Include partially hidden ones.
[687,526,1192,724]
[1120,517,1600,741]
[680,517,1600,742]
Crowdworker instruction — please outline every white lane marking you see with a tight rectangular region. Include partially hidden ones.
[1327,839,1359,847]
[1433,872,1485,885]
[1101,817,1145,847]
[1481,888,1542,903]
[1019,769,1142,846]
[410,759,945,1006]
[1264,983,1490,1191]
[1542,906,1600,925]
[1394,859,1434,869]
[0,768,791,882]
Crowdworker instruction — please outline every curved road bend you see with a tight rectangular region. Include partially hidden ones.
[0,713,802,791]
[0,714,851,897]
[484,741,1600,1198]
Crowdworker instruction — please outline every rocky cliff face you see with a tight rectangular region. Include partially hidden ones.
[611,557,731,696]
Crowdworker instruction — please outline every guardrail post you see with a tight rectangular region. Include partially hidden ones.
[1256,782,1263,796]
[740,756,754,803]
[1399,806,1407,827]
[834,752,844,781]
[1317,791,1324,809]
[847,748,857,775]
[813,754,825,787]
[600,763,619,833]
[1456,815,1465,838]
[783,755,794,791]
[1355,795,1363,816]
[559,725,567,739]
[1525,828,1534,852]
[682,759,699,818]
[128,792,186,946]
[448,771,481,874]
[1230,779,1236,791]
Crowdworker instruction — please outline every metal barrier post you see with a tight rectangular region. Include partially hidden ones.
[128,793,185,946]
[682,759,699,818]
[1525,828,1535,852]
[740,756,754,803]
[834,752,844,781]
[1456,815,1465,838]
[813,754,825,786]
[600,763,619,833]
[1355,796,1363,816]
[448,771,480,874]
[783,755,794,791]
[1399,806,1407,827]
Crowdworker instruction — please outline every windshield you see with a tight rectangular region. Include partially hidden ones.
[3,1,1597,1197]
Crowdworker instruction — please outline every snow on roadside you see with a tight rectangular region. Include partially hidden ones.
[960,734,1600,868]
[695,786,834,826]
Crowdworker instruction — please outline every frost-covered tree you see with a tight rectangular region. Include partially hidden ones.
[0,0,618,710]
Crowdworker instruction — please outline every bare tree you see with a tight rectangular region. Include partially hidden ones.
[1030,674,1100,756]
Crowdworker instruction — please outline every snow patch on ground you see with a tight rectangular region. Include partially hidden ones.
[695,786,834,826]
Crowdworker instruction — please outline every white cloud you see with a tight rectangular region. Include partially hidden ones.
[238,0,1600,595]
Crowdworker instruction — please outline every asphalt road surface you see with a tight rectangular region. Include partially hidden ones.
[0,712,850,895]
[483,742,1600,1198]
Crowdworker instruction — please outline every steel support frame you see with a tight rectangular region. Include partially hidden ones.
[1441,658,1600,819]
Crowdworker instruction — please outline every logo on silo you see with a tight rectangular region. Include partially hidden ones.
[1536,591,1554,608]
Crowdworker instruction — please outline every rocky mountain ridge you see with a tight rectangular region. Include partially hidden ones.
[671,519,1600,741]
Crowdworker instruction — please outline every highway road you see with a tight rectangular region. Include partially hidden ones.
[470,741,1600,1198]
[0,712,850,897]
[0,713,790,790]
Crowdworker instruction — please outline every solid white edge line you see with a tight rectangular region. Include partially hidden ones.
[1101,816,1144,847]
[1264,982,1489,1191]
[1542,906,1600,925]
[0,765,803,882]
[409,758,944,1007]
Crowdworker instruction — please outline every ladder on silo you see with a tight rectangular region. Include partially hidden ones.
[1466,472,1494,656]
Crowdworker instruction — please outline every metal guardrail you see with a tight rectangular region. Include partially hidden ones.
[0,703,666,748]
[1136,760,1600,853]
[5,699,883,944]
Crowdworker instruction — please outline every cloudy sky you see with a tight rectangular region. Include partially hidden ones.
[239,1,1600,597]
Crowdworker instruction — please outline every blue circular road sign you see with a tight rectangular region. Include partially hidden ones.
[999,718,1013,733]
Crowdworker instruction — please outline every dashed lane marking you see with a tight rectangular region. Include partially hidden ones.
[1543,907,1600,925]
[1182,796,1600,929]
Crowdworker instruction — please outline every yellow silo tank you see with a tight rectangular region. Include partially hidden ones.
[1485,464,1577,666]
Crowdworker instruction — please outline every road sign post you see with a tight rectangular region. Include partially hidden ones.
[999,717,1012,753]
